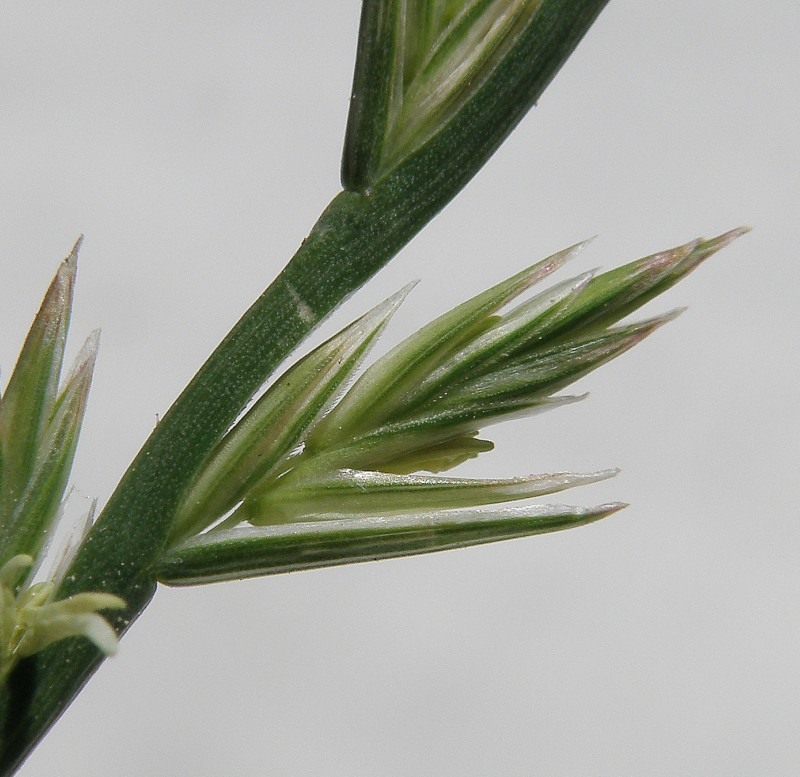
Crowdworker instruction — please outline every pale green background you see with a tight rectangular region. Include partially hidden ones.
[1,2,798,775]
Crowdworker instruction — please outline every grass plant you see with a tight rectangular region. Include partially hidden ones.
[0,2,745,772]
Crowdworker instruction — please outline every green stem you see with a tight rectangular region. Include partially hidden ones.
[0,2,608,771]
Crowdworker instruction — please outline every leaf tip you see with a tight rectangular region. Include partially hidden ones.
[597,501,628,516]
[698,225,751,256]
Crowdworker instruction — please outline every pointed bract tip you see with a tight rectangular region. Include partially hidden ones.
[553,235,596,259]
[68,330,101,379]
[597,501,628,515]
[643,239,700,274]
[545,467,619,488]
[363,282,415,322]
[385,280,418,310]
[54,238,82,291]
[558,467,620,484]
[349,286,413,346]
[83,328,101,353]
[635,307,686,332]
[570,235,598,254]
[50,251,78,296]
[700,226,751,254]
[555,392,588,406]
[535,236,595,277]
[506,240,590,303]
[660,306,687,322]
[68,235,84,260]
[31,248,79,348]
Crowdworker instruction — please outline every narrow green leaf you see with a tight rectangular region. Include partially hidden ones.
[341,0,405,189]
[239,467,616,524]
[157,502,626,586]
[0,242,78,514]
[441,311,681,406]
[0,332,98,567]
[417,264,594,396]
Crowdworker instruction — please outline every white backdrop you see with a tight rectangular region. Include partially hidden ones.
[1,2,798,775]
